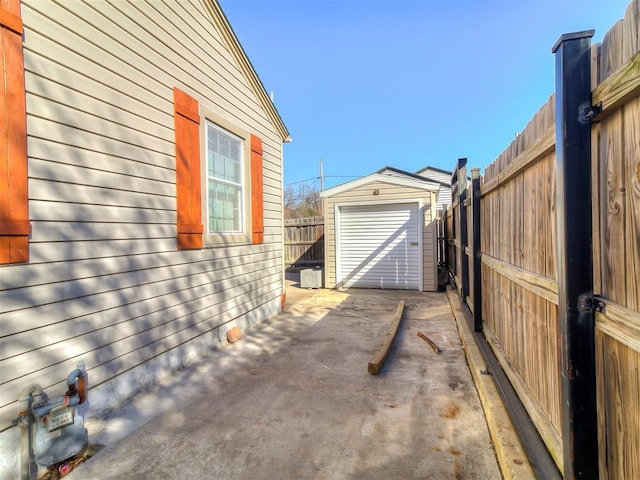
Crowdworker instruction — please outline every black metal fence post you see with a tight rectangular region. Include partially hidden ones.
[443,207,450,273]
[451,204,457,282]
[457,158,469,305]
[471,168,482,332]
[552,30,598,480]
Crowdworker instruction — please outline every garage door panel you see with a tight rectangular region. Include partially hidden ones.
[338,203,419,290]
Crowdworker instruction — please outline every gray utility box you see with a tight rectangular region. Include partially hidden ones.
[300,266,323,289]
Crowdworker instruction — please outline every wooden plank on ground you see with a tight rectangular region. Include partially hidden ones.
[368,301,405,375]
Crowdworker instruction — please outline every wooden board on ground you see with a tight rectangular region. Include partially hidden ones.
[368,300,405,375]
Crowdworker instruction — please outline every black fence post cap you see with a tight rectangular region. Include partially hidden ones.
[552,30,595,53]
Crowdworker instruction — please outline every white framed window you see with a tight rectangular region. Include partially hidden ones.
[201,112,252,245]
[206,121,244,233]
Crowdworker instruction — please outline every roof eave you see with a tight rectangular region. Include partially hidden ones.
[320,173,440,198]
[205,0,291,142]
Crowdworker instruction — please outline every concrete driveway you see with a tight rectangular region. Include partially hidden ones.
[69,279,501,479]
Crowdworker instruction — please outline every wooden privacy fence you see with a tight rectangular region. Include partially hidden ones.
[435,210,447,272]
[446,3,640,479]
[284,216,324,267]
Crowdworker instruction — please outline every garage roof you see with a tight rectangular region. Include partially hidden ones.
[320,172,440,198]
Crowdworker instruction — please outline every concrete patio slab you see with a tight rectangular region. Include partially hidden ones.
[67,281,502,480]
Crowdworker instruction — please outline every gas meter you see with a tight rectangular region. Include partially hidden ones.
[14,362,89,471]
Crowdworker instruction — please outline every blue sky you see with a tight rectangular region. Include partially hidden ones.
[219,0,629,189]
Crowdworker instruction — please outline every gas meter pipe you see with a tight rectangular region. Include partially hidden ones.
[16,384,45,480]
[65,368,86,405]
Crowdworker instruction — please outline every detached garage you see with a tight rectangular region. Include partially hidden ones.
[321,170,440,291]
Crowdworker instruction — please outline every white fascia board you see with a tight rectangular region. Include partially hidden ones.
[320,173,440,197]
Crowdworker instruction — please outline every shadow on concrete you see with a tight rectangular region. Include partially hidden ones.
[68,285,500,480]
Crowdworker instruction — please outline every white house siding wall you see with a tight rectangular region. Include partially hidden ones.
[416,167,451,185]
[415,168,452,211]
[436,186,452,211]
[0,1,284,474]
[324,180,437,291]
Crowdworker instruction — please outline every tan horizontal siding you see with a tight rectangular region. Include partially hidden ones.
[0,285,281,426]
[329,182,431,204]
[29,179,175,211]
[1,243,282,291]
[29,158,173,197]
[27,116,174,171]
[93,0,272,134]
[28,137,175,184]
[26,94,173,156]
[0,0,286,438]
[27,239,178,264]
[29,222,173,243]
[0,264,282,384]
[30,201,173,224]
[0,257,279,337]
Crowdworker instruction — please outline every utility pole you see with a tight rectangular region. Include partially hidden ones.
[319,159,324,191]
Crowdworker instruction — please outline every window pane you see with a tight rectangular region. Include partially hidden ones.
[208,180,241,233]
[205,121,244,235]
[206,122,242,184]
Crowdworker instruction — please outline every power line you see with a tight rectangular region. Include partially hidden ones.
[285,175,359,187]
[284,177,319,186]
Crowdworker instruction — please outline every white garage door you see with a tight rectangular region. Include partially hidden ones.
[338,203,420,290]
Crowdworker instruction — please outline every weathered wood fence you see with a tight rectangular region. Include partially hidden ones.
[284,216,324,267]
[446,3,640,478]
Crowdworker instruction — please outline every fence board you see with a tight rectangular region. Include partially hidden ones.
[624,96,640,311]
[599,110,627,305]
[284,216,324,266]
[512,174,524,269]
[623,0,640,63]
[601,21,625,84]
[596,329,640,480]
[592,121,603,296]
[481,126,555,196]
[484,325,563,468]
[523,162,542,275]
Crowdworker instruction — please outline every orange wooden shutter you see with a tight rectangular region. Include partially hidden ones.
[0,0,29,264]
[250,134,264,244]
[173,87,203,250]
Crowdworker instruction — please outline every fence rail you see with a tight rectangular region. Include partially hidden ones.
[445,3,640,478]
